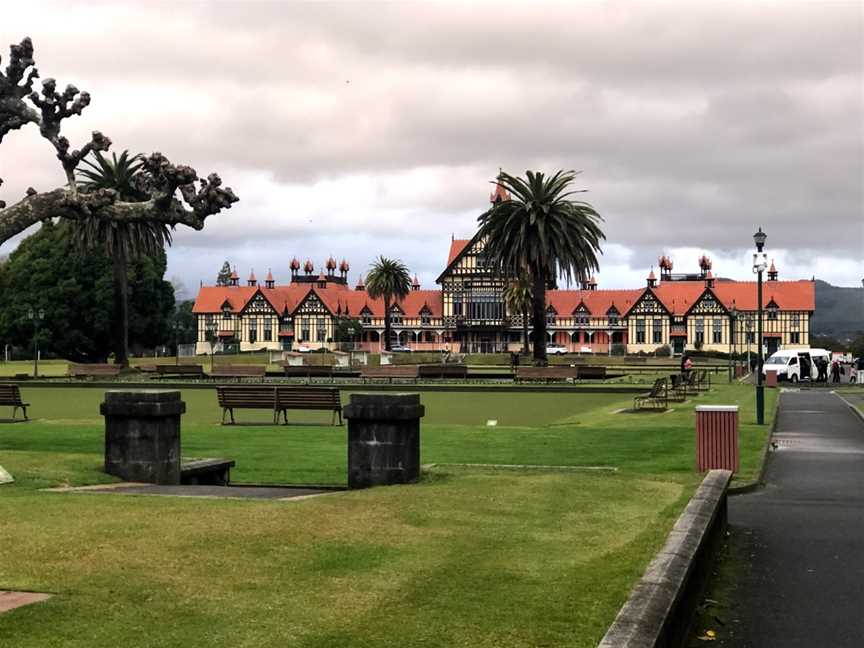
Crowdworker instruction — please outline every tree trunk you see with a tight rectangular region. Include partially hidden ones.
[383,295,392,351]
[531,272,547,366]
[112,256,130,367]
[522,305,530,355]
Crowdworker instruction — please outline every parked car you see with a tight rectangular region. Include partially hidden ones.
[547,344,568,355]
[391,345,412,353]
[761,348,831,382]
[295,344,312,353]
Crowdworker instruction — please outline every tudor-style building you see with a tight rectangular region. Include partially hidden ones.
[193,186,815,356]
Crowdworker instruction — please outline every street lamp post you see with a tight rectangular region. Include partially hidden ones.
[752,228,768,425]
[27,308,45,378]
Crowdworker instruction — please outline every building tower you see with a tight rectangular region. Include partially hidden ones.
[658,255,673,281]
[265,269,275,289]
[326,256,337,277]
[229,266,239,286]
[247,270,257,287]
[698,254,712,279]
[647,267,657,288]
[290,257,300,280]
[339,259,350,280]
[768,260,778,281]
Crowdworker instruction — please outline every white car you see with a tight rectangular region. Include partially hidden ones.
[295,344,313,353]
[547,344,568,355]
[390,345,412,353]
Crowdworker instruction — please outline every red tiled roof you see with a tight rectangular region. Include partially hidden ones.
[193,284,443,319]
[447,239,471,266]
[546,289,643,315]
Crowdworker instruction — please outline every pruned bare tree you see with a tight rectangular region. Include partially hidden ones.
[0,37,238,245]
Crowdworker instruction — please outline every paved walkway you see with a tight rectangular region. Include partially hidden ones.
[705,390,864,646]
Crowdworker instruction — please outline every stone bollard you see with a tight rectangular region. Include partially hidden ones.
[101,390,186,485]
[344,393,424,489]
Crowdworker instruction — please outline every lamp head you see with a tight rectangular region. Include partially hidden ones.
[753,227,767,252]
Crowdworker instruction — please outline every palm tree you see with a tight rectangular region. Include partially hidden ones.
[365,256,412,352]
[503,276,532,355]
[478,170,604,365]
[75,151,172,367]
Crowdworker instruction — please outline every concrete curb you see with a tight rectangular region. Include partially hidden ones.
[832,392,864,425]
[598,469,733,648]
[728,396,782,495]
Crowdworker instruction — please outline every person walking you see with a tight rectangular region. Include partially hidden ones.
[817,357,828,383]
[831,359,841,384]
[855,354,864,385]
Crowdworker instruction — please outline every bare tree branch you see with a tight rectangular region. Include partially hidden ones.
[0,37,238,244]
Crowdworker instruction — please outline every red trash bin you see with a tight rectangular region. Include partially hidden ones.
[696,405,739,473]
[765,370,778,387]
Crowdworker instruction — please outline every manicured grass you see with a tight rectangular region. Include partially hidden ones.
[0,384,775,646]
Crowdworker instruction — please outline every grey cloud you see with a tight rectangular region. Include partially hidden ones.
[0,1,861,284]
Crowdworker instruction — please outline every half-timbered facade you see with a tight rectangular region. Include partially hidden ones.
[193,190,815,355]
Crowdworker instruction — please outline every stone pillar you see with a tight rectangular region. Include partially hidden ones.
[100,390,186,485]
[344,393,424,489]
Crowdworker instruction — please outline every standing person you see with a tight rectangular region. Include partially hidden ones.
[855,354,864,384]
[683,354,694,380]
[817,357,828,383]
[831,359,841,383]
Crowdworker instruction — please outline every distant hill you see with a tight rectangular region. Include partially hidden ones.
[812,280,864,340]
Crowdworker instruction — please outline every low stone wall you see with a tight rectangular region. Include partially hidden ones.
[598,469,733,648]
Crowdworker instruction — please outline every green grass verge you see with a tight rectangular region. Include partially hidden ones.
[0,384,774,646]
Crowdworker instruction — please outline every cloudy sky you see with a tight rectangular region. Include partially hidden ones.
[2,1,862,297]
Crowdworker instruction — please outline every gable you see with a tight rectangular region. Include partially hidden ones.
[294,291,333,316]
[240,290,277,315]
[686,289,728,316]
[436,232,485,282]
[625,289,670,316]
[572,302,591,316]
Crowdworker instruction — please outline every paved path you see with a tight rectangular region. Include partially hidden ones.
[707,390,864,646]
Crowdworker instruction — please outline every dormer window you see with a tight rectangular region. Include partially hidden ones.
[546,308,557,326]
[607,308,619,326]
[420,308,432,325]
[389,305,403,325]
[767,301,779,321]
[574,306,590,326]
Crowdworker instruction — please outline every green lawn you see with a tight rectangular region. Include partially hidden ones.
[0,384,775,647]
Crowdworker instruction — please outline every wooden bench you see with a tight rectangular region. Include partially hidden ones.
[417,364,468,379]
[667,374,688,402]
[514,366,579,382]
[68,363,121,378]
[155,364,204,378]
[283,366,333,379]
[216,386,342,425]
[217,385,280,424]
[278,387,342,425]
[633,378,668,410]
[360,365,420,383]
[0,385,29,421]
[577,366,607,379]
[209,364,266,379]
[180,458,235,486]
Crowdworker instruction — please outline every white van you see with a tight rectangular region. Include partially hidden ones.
[762,348,831,382]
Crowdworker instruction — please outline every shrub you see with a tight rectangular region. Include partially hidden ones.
[655,344,672,358]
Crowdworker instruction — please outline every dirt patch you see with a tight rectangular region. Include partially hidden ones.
[0,591,52,614]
